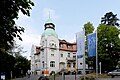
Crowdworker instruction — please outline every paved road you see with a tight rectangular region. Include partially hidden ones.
[13,74,81,80]
[13,74,120,80]
[97,76,120,80]
[97,78,120,80]
[50,75,120,80]
[13,75,40,80]
[49,74,81,80]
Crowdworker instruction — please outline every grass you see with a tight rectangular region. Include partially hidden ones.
[48,74,61,79]
[80,74,111,80]
[98,74,111,78]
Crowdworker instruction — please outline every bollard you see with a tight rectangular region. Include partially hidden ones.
[75,71,76,80]
[63,72,65,80]
[54,72,55,80]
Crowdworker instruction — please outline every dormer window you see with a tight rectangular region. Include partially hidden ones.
[67,45,72,49]
[60,44,63,48]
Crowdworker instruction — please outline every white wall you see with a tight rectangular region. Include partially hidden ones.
[46,36,59,73]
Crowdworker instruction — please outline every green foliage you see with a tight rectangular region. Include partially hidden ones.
[116,61,120,68]
[80,74,111,80]
[0,51,30,79]
[0,0,34,53]
[101,12,119,27]
[80,76,95,80]
[83,22,95,66]
[0,44,30,79]
[85,13,120,72]
[84,22,95,36]
[97,24,120,72]
[0,52,15,79]
[14,55,30,78]
[84,22,95,54]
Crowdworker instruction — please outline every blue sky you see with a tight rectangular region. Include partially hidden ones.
[16,0,120,59]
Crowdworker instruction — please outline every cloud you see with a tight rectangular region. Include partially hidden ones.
[16,33,41,59]
[15,12,41,59]
[43,8,59,20]
[18,34,40,46]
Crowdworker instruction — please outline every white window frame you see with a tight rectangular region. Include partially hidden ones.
[50,61,55,67]
[61,54,63,57]
[51,54,54,56]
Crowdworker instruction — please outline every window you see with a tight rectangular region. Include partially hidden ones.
[73,53,76,54]
[51,54,54,56]
[60,44,63,48]
[73,63,76,67]
[51,49,54,52]
[36,64,38,69]
[50,61,55,67]
[42,61,44,68]
[67,63,71,67]
[80,63,82,65]
[50,40,56,48]
[68,53,70,57]
[61,54,63,57]
[73,56,76,59]
[67,45,72,49]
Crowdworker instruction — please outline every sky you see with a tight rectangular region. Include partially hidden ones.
[16,0,120,59]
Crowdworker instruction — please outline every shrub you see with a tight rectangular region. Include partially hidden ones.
[80,76,95,80]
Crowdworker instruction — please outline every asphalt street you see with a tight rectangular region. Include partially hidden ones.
[97,78,120,80]
[13,75,40,80]
[49,75,81,80]
[13,75,120,80]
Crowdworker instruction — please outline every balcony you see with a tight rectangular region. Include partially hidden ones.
[66,57,76,61]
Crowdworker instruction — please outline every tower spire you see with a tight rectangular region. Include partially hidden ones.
[49,11,50,19]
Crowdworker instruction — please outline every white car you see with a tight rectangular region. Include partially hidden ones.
[108,69,120,78]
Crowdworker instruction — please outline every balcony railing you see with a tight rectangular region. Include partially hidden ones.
[66,57,76,61]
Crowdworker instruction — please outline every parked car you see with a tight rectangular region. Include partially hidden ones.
[107,69,120,78]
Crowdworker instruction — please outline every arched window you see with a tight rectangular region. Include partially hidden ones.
[67,62,71,67]
[50,61,55,67]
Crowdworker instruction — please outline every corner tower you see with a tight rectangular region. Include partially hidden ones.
[40,18,59,75]
[41,18,58,39]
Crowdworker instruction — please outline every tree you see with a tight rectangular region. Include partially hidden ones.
[14,55,30,78]
[97,24,120,72]
[101,12,119,27]
[83,22,95,36]
[0,0,34,53]
[0,53,15,79]
[0,44,30,79]
[83,22,95,69]
[83,22,95,50]
[8,43,27,56]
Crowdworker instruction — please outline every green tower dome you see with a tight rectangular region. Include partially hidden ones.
[41,28,58,38]
[41,19,58,38]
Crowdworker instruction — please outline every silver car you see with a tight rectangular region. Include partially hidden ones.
[108,69,120,78]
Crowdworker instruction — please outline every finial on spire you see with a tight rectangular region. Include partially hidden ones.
[49,11,50,19]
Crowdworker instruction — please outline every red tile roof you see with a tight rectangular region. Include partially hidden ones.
[59,39,77,52]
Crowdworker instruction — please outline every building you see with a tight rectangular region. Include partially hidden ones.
[30,18,88,75]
